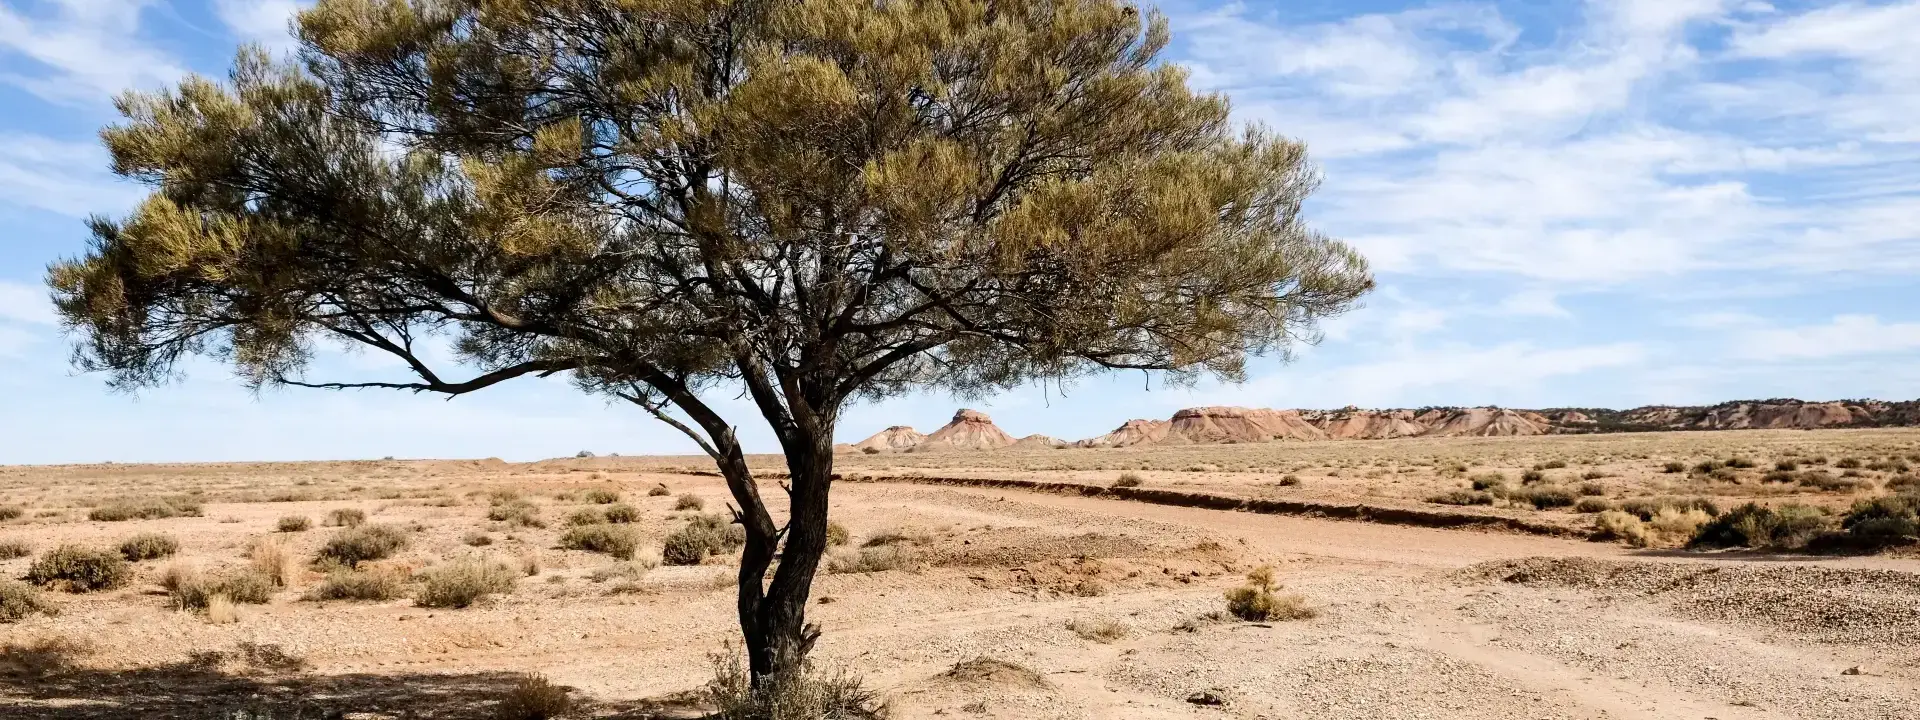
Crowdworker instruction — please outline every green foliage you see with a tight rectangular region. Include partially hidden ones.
[560,524,640,560]
[416,560,518,608]
[0,580,58,623]
[315,524,408,567]
[26,546,131,592]
[118,532,180,561]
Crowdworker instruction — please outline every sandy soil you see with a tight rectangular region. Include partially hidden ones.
[0,433,1916,718]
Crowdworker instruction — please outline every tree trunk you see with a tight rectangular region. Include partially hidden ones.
[744,422,837,683]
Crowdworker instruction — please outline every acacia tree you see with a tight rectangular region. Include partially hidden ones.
[50,0,1370,683]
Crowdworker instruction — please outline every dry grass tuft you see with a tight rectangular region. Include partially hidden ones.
[0,539,31,560]
[327,507,368,527]
[827,546,916,574]
[493,672,574,720]
[1066,618,1128,643]
[417,559,519,608]
[705,653,888,720]
[1224,565,1316,622]
[309,565,409,602]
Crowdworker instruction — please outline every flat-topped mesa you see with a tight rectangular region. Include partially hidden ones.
[851,425,926,453]
[1418,408,1552,437]
[1312,408,1425,439]
[920,409,1017,451]
[1167,406,1326,443]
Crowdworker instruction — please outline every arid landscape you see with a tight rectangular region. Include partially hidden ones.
[3,425,1918,719]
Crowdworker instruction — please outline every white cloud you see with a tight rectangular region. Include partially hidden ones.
[1734,314,1920,360]
[214,0,305,55]
[1195,340,1648,409]
[0,133,145,217]
[0,0,185,104]
[1672,310,1764,329]
[0,280,55,325]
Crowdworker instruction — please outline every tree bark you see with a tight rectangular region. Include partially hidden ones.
[745,419,837,683]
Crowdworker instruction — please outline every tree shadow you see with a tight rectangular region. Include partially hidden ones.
[0,641,709,719]
[1624,547,1868,563]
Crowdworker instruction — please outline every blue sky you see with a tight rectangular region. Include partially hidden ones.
[2,0,1918,463]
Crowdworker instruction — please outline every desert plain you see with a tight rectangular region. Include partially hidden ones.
[2,427,1919,719]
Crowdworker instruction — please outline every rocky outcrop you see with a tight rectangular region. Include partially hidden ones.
[1076,419,1171,448]
[1166,406,1326,443]
[1416,408,1552,437]
[1307,409,1426,439]
[919,409,1017,451]
[1011,434,1067,449]
[852,426,927,453]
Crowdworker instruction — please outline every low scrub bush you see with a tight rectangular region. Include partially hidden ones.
[1538,460,1567,470]
[250,537,295,588]
[1835,457,1863,469]
[1618,497,1718,521]
[1795,470,1870,492]
[308,566,408,601]
[277,515,312,532]
[826,521,850,547]
[327,508,367,527]
[582,488,622,505]
[0,505,23,521]
[1224,566,1315,621]
[0,539,31,559]
[495,672,574,720]
[27,545,131,592]
[1835,494,1920,547]
[315,524,408,567]
[1576,482,1606,496]
[1691,503,1831,549]
[1522,486,1577,510]
[1066,618,1129,643]
[1725,457,1758,469]
[118,533,180,561]
[602,503,639,524]
[662,514,745,565]
[464,531,494,547]
[674,493,706,511]
[704,654,886,720]
[560,524,640,560]
[416,559,518,609]
[648,484,671,497]
[565,508,605,527]
[1573,497,1613,514]
[1592,510,1651,546]
[1113,472,1143,488]
[1520,470,1546,484]
[0,580,57,622]
[1661,461,1686,473]
[167,567,277,608]
[1774,460,1799,472]
[1425,490,1492,506]
[826,545,915,574]
[87,496,201,522]
[1468,472,1506,490]
[487,501,544,528]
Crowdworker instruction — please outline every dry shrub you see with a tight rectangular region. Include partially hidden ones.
[168,567,277,609]
[825,521,850,547]
[705,653,887,720]
[560,524,639,560]
[565,508,605,527]
[494,672,574,720]
[648,484,671,497]
[205,594,241,624]
[277,515,313,532]
[587,561,654,583]
[1113,472,1143,488]
[1468,472,1506,490]
[1796,470,1870,492]
[602,503,639,524]
[1661,461,1686,473]
[1522,486,1577,510]
[26,545,131,592]
[327,508,367,527]
[1066,618,1128,643]
[87,496,201,522]
[417,559,518,608]
[118,533,180,561]
[1691,503,1831,549]
[315,524,408,568]
[1425,490,1491,506]
[1596,507,1711,548]
[309,566,408,601]
[861,530,925,547]
[0,539,31,559]
[1832,493,1920,548]
[465,531,494,547]
[582,488,621,505]
[0,580,57,623]
[0,506,23,521]
[662,514,744,566]
[489,500,545,528]
[674,493,706,511]
[250,537,295,588]
[1224,566,1315,621]
[1573,497,1613,513]
[827,546,915,574]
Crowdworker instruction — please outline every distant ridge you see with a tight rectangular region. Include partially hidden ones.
[845,399,1920,453]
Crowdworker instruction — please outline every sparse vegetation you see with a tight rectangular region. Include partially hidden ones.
[1067,618,1128,643]
[165,566,277,608]
[826,521,850,547]
[602,503,639,524]
[648,485,671,497]
[0,580,57,622]
[315,524,408,567]
[560,524,640,560]
[416,559,518,608]
[674,493,706,511]
[0,539,31,559]
[1520,486,1577,510]
[704,654,887,720]
[488,500,545,528]
[1662,461,1687,473]
[87,496,201,522]
[1691,503,1831,549]
[27,545,131,592]
[327,508,368,527]
[826,545,915,574]
[662,514,747,566]
[582,488,622,504]
[118,532,180,561]
[277,515,313,532]
[1224,566,1315,621]
[1425,490,1492,506]
[1113,472,1143,488]
[309,566,408,601]
[0,506,23,521]
[1573,497,1613,513]
[494,672,574,720]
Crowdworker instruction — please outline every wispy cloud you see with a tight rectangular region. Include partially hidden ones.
[0,0,185,104]
[213,0,305,55]
[0,279,55,326]
[1734,314,1920,360]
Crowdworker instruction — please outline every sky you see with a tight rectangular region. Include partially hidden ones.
[1,0,1917,464]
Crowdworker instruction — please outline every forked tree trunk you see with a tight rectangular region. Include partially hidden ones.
[721,421,837,684]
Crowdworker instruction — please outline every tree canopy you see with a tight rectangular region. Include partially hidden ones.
[50,0,1372,686]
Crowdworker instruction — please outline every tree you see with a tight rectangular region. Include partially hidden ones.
[49,0,1372,685]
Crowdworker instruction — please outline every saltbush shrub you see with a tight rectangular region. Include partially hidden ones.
[0,580,57,622]
[277,515,313,532]
[26,545,131,592]
[1425,490,1492,506]
[308,566,408,601]
[674,493,706,511]
[1690,503,1831,549]
[88,496,202,522]
[118,533,180,561]
[416,559,518,608]
[560,524,639,560]
[582,488,621,504]
[601,503,639,524]
[327,508,367,527]
[315,524,408,567]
